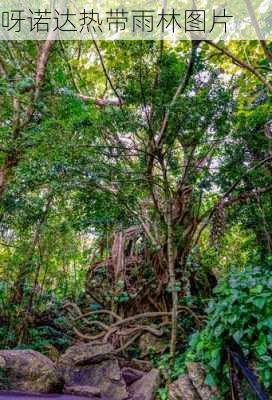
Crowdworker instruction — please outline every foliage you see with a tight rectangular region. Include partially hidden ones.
[0,281,73,352]
[186,259,272,395]
[0,38,271,399]
[156,387,168,400]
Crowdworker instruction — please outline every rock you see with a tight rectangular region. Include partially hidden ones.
[0,356,6,368]
[187,362,219,400]
[129,369,160,400]
[64,384,101,397]
[122,367,144,385]
[168,363,220,400]
[138,333,167,357]
[168,375,200,400]
[58,342,113,369]
[0,349,62,393]
[119,358,153,372]
[57,342,128,400]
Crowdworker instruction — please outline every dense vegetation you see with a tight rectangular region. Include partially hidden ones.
[0,39,271,398]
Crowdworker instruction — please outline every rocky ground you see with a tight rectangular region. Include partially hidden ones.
[0,344,160,400]
[0,343,218,400]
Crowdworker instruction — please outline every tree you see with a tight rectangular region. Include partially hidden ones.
[0,39,271,362]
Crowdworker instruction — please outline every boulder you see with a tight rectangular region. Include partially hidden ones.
[0,349,61,393]
[58,342,114,369]
[57,342,128,400]
[119,358,153,372]
[168,363,220,400]
[122,367,144,385]
[187,362,219,400]
[168,375,200,400]
[129,368,160,400]
[0,356,5,368]
[63,384,101,397]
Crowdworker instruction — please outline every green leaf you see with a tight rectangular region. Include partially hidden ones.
[209,350,221,370]
[264,317,272,330]
[233,330,243,344]
[256,334,267,356]
[204,373,216,387]
[214,324,224,336]
[250,285,263,294]
[252,297,266,309]
[228,314,238,325]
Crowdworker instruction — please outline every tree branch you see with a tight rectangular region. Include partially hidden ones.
[206,41,272,92]
[156,41,200,147]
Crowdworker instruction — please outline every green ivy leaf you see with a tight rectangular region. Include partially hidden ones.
[252,297,266,309]
[250,284,263,294]
[233,330,243,344]
[204,373,216,387]
[256,333,267,356]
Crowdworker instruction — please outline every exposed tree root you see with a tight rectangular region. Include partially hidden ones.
[65,304,203,355]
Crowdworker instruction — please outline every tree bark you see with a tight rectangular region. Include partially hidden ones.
[167,200,178,362]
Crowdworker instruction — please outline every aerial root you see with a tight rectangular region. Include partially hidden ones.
[65,303,203,354]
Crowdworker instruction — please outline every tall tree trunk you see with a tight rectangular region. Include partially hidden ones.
[0,37,55,200]
[11,194,53,306]
[167,200,178,362]
[0,152,19,198]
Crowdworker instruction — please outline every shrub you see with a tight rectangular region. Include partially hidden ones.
[186,262,272,395]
